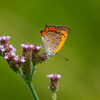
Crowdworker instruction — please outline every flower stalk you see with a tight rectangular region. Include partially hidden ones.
[30,64,36,81]
[18,66,39,100]
[27,82,39,100]
[52,92,57,100]
[47,73,61,100]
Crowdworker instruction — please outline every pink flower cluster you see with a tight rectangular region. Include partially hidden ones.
[0,35,26,72]
[21,43,49,65]
[0,35,49,76]
[20,43,49,78]
[21,44,34,51]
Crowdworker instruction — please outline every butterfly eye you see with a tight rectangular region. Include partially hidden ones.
[59,37,61,39]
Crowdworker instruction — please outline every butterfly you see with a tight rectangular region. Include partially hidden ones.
[41,25,70,57]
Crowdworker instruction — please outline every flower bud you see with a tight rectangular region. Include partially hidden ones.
[47,73,61,92]
[21,43,32,58]
[32,45,49,65]
[21,43,32,79]
[32,44,41,53]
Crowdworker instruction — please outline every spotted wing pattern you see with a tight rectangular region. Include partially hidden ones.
[41,25,70,55]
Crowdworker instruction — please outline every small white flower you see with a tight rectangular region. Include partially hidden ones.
[21,58,26,63]
[21,44,29,49]
[30,44,34,49]
[57,74,61,78]
[13,48,16,52]
[10,45,16,52]
[0,37,2,41]
[10,45,13,48]
[47,74,61,78]
[10,51,15,56]
[24,45,28,48]
[47,74,54,78]
[1,48,6,52]
[21,44,25,47]
[0,45,4,49]
[6,36,10,39]
[2,36,6,40]
[36,46,40,50]
[4,55,9,59]
[20,56,26,63]
[14,55,19,61]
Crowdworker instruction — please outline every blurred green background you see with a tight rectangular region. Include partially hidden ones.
[0,0,100,100]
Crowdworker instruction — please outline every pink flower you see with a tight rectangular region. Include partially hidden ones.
[10,51,15,56]
[0,45,5,52]
[29,44,34,49]
[0,45,4,48]
[47,74,61,79]
[9,45,16,52]
[36,45,40,50]
[20,56,26,63]
[0,36,10,42]
[21,44,29,49]
[1,48,6,52]
[4,55,9,59]
[14,55,19,61]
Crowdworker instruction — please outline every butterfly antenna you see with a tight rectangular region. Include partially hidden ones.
[57,53,69,61]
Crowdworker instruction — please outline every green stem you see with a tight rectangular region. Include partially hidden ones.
[18,68,27,82]
[30,64,36,81]
[52,92,57,100]
[27,82,39,100]
[18,67,39,100]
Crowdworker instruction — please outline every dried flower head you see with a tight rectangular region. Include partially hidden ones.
[47,73,61,92]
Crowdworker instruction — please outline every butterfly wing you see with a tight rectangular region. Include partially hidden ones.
[41,25,70,55]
